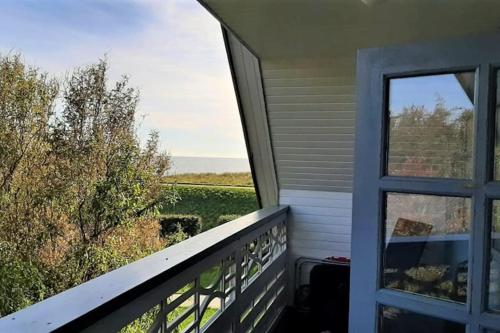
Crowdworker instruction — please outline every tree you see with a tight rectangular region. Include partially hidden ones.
[387,98,473,236]
[0,54,60,259]
[0,55,178,316]
[389,99,473,179]
[53,60,172,244]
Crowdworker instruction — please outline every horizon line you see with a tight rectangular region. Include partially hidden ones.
[171,155,249,159]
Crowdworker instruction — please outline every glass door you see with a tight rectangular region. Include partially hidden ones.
[350,34,500,332]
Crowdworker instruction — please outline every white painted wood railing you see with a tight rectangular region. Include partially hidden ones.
[0,206,288,333]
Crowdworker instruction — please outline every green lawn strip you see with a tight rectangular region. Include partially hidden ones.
[169,306,218,332]
[167,267,222,332]
[163,172,254,187]
[161,185,259,231]
[176,266,221,294]
[121,299,220,333]
[200,265,221,288]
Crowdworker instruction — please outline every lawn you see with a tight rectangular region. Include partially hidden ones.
[161,184,259,231]
[163,172,254,187]
[121,304,218,333]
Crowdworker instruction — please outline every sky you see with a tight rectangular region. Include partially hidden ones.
[390,73,474,117]
[0,0,247,158]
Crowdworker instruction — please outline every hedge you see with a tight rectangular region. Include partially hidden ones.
[217,214,241,225]
[161,185,259,231]
[159,214,202,237]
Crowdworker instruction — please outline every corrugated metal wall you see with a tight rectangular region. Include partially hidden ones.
[261,58,356,193]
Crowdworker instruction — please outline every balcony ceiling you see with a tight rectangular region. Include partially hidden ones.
[200,0,500,60]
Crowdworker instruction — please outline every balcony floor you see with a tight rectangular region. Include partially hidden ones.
[273,307,326,333]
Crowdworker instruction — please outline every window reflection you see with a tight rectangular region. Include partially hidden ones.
[380,306,465,333]
[383,193,470,303]
[488,201,500,311]
[495,69,500,179]
[387,72,475,179]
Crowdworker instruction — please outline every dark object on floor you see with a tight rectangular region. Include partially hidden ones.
[272,306,312,333]
[310,263,350,333]
[275,257,351,333]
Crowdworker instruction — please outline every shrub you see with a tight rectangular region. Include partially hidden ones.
[42,217,178,297]
[159,215,202,237]
[0,56,177,316]
[217,214,241,225]
[0,242,46,316]
[161,185,258,231]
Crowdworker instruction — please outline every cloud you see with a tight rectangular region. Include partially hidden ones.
[0,0,247,158]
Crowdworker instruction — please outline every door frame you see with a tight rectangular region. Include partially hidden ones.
[349,33,500,332]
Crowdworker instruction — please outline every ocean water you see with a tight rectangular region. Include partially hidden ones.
[169,156,251,174]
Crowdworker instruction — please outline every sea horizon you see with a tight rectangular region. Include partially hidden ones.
[169,156,251,174]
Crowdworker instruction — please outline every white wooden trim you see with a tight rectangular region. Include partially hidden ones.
[226,32,279,206]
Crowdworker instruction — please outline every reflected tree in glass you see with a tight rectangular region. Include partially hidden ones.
[489,201,500,311]
[387,72,475,179]
[494,69,500,179]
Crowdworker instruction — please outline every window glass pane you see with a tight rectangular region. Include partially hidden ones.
[383,193,471,303]
[387,72,475,178]
[495,69,500,179]
[483,329,500,333]
[380,306,465,333]
[488,201,500,311]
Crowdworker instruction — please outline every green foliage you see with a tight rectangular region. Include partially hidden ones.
[51,60,173,243]
[161,185,259,230]
[217,214,241,225]
[159,214,202,237]
[389,101,473,178]
[163,172,253,187]
[119,305,161,333]
[0,54,178,317]
[0,54,256,322]
[0,242,46,317]
[0,54,60,257]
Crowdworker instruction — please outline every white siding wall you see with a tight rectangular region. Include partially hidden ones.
[280,189,352,300]
[226,36,357,264]
[260,59,356,264]
[280,189,352,259]
[261,58,356,193]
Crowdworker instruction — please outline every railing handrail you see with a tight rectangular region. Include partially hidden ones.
[0,205,289,333]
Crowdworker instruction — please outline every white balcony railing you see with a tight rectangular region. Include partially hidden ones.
[0,206,289,333]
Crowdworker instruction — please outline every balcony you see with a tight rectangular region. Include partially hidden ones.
[0,206,288,333]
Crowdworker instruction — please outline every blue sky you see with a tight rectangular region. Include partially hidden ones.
[0,0,247,158]
[390,74,474,116]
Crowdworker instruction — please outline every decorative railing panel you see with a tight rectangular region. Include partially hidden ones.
[241,221,286,292]
[140,254,237,333]
[0,206,288,333]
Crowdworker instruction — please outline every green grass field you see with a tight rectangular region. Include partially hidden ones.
[161,184,259,231]
[163,172,254,187]
[121,304,218,333]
